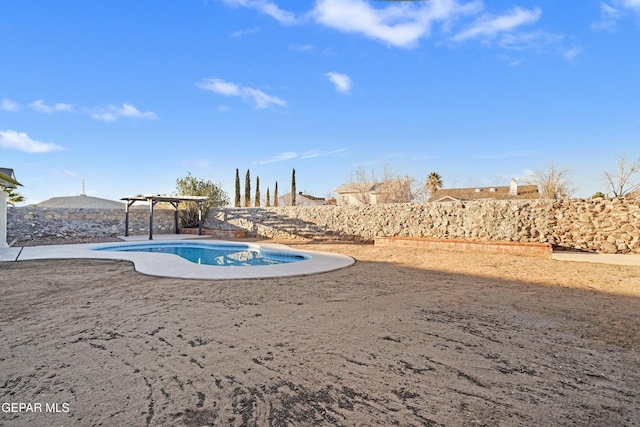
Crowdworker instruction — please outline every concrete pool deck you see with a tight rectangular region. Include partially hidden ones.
[0,235,355,280]
[1,235,638,279]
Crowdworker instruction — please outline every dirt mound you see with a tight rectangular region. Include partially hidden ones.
[35,195,124,209]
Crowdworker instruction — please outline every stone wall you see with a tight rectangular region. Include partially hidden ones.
[6,207,177,242]
[211,198,639,253]
[6,198,640,253]
[546,198,640,254]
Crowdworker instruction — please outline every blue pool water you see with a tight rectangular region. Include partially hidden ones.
[95,242,309,266]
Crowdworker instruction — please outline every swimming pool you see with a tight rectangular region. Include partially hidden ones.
[5,239,354,280]
[94,241,309,266]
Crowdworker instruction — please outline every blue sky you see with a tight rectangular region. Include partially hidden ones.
[1,0,639,204]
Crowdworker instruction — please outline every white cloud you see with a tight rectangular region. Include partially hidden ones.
[1,98,19,112]
[221,0,297,24]
[592,1,640,31]
[301,148,348,159]
[311,0,434,48]
[563,46,583,61]
[90,103,158,122]
[30,99,74,114]
[197,78,286,109]
[498,30,563,51]
[197,78,241,95]
[0,130,64,153]
[256,151,298,165]
[243,88,287,109]
[453,6,542,42]
[255,148,347,165]
[231,27,259,38]
[311,0,484,48]
[325,72,353,94]
[290,44,313,52]
[622,0,640,11]
[592,2,623,31]
[219,0,563,55]
[117,103,158,119]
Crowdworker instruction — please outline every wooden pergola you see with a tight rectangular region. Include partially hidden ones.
[121,194,209,240]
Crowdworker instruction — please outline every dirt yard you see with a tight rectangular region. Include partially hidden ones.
[1,241,639,426]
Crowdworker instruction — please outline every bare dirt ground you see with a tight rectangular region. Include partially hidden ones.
[1,240,639,426]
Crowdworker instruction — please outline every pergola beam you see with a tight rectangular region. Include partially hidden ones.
[120,194,209,240]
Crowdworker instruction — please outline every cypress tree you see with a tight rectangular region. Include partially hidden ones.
[274,181,279,207]
[291,168,296,206]
[244,169,251,207]
[234,168,241,207]
[255,176,261,207]
[266,187,270,207]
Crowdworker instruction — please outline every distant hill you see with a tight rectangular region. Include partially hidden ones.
[34,194,125,209]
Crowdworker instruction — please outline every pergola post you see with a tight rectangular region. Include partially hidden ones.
[149,199,155,240]
[198,201,203,236]
[124,200,135,237]
[172,201,180,235]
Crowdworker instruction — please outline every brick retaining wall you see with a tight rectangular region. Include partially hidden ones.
[375,237,553,256]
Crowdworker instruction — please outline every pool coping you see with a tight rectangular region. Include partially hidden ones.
[0,238,355,280]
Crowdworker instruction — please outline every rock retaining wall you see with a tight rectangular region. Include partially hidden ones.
[7,207,176,242]
[6,198,640,253]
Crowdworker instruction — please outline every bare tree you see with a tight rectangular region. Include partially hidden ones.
[525,163,575,199]
[603,155,640,197]
[378,166,414,203]
[348,165,375,204]
[348,165,414,204]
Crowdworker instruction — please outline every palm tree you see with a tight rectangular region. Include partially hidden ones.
[425,172,443,199]
[291,168,296,206]
[5,188,24,206]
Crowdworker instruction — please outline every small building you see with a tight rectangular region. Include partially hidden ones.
[430,179,539,202]
[277,192,328,207]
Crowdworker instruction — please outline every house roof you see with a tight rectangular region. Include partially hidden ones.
[0,167,19,189]
[334,183,377,194]
[430,184,539,201]
[625,189,640,200]
[278,192,327,204]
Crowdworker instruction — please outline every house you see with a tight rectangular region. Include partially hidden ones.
[277,192,328,207]
[0,167,20,248]
[430,179,539,202]
[334,178,412,206]
[625,189,640,200]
